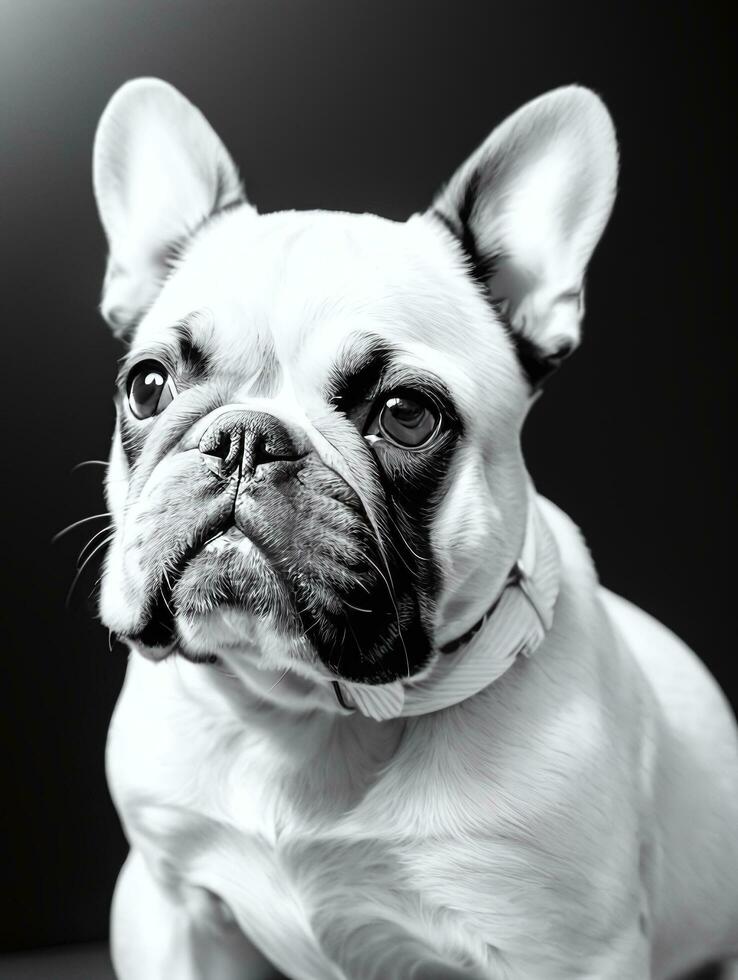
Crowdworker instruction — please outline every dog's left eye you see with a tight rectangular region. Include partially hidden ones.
[126,360,176,420]
[368,392,441,450]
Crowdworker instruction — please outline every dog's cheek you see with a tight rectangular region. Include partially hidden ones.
[99,532,146,634]
[99,453,208,636]
[98,435,139,633]
[431,449,493,571]
[105,431,130,522]
[430,447,525,641]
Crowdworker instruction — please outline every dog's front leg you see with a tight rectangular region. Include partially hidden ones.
[111,849,279,980]
[315,916,484,980]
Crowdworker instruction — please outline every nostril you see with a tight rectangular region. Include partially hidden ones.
[199,424,243,477]
[256,435,298,465]
[202,430,232,461]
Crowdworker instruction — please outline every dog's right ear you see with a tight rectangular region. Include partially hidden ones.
[93,78,249,339]
[429,86,617,387]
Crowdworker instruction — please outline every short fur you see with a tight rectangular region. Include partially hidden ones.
[93,79,738,979]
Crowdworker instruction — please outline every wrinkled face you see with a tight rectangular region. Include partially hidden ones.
[94,80,616,696]
[101,209,528,687]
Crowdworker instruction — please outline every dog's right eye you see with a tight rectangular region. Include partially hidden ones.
[126,360,177,420]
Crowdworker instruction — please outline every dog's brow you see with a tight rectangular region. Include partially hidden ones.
[324,334,461,429]
[116,317,210,389]
[324,335,393,409]
[171,318,210,378]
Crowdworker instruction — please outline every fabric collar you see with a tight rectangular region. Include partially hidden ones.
[330,493,560,721]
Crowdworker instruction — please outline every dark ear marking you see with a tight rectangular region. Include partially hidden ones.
[431,206,572,390]
[428,87,617,389]
[491,298,576,390]
[431,174,498,289]
[511,336,574,389]
[445,168,499,285]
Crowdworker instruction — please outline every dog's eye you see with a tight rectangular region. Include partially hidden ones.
[373,393,441,449]
[126,360,176,420]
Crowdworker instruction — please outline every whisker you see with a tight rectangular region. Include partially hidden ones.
[65,534,114,608]
[71,460,110,473]
[342,600,374,614]
[363,533,398,595]
[77,525,114,568]
[344,618,365,669]
[363,552,410,677]
[202,529,225,549]
[160,567,176,619]
[87,572,105,601]
[385,511,430,564]
[53,512,112,543]
[262,668,289,698]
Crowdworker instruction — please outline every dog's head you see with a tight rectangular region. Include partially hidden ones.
[93,79,616,698]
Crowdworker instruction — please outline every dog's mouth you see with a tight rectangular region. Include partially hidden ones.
[113,449,435,683]
[124,520,261,662]
[122,513,430,684]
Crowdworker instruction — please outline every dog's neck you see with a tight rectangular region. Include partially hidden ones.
[332,491,561,721]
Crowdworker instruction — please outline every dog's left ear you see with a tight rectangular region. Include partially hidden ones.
[93,77,249,339]
[430,86,618,385]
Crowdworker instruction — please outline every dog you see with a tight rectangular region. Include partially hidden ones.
[92,78,738,979]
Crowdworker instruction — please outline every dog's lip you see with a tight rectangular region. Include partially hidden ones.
[121,515,242,652]
[126,523,290,657]
[202,525,250,554]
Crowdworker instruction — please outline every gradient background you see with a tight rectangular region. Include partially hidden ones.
[1,0,735,964]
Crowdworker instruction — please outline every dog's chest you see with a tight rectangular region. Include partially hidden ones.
[114,711,575,979]
[185,734,377,977]
[109,669,466,976]
[108,654,641,979]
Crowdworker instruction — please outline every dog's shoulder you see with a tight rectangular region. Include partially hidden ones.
[536,493,598,589]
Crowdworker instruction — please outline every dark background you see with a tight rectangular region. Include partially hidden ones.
[1,0,735,956]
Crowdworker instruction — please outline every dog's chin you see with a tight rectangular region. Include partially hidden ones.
[172,528,296,627]
[174,602,304,665]
[120,528,294,661]
[168,528,305,660]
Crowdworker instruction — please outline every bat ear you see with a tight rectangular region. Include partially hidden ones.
[93,77,251,338]
[430,86,618,385]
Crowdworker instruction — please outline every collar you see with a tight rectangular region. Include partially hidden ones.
[330,492,560,721]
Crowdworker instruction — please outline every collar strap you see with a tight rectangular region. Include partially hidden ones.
[331,495,560,721]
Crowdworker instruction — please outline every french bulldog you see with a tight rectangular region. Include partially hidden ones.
[93,79,738,979]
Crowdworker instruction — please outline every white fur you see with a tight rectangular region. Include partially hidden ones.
[94,78,248,335]
[93,80,738,978]
[433,86,618,359]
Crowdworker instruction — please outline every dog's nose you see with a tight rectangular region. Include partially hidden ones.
[198,410,301,478]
